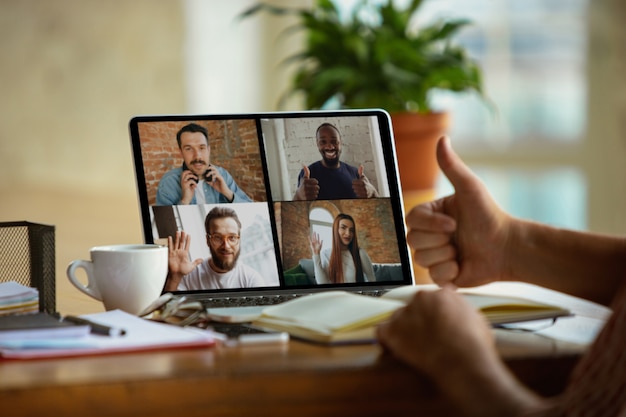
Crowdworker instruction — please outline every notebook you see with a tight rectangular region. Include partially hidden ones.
[128,109,414,317]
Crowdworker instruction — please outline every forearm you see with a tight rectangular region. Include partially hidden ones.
[223,189,235,203]
[164,272,183,292]
[312,254,329,284]
[361,252,376,282]
[293,185,306,201]
[506,218,626,305]
[367,182,378,198]
[432,347,544,417]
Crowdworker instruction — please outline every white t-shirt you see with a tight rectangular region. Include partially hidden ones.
[178,258,265,290]
[194,179,207,204]
[313,248,375,285]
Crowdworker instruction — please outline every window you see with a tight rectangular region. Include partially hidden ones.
[420,0,589,230]
[421,0,588,144]
[309,207,333,254]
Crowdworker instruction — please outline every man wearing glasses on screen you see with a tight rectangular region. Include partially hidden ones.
[164,207,265,291]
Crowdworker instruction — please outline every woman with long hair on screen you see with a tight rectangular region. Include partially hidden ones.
[310,213,376,284]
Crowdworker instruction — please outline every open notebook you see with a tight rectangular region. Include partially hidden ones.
[128,109,414,314]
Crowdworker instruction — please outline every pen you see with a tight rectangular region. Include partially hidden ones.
[63,316,127,337]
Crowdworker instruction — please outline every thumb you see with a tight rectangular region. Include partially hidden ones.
[436,136,480,193]
[303,164,310,179]
[358,164,364,178]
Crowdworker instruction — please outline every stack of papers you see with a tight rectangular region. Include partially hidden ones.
[0,312,90,341]
[0,310,216,360]
[0,281,39,316]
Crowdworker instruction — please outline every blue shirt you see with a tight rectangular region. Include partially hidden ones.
[297,161,360,200]
[156,166,252,205]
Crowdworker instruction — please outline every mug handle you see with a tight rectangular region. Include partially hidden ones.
[66,260,102,301]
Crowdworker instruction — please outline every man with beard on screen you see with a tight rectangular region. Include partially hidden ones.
[164,206,265,291]
[156,123,252,205]
[293,122,379,200]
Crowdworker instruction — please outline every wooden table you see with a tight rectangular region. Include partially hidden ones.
[3,281,607,417]
[0,326,587,417]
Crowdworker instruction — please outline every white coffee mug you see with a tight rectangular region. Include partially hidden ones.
[67,244,168,315]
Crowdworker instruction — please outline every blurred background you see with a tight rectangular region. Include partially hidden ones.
[1,0,624,313]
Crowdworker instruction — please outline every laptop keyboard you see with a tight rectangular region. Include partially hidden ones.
[200,294,302,309]
[199,289,387,309]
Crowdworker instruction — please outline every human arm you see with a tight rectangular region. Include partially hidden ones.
[376,287,550,417]
[156,168,196,205]
[309,233,330,284]
[293,165,320,200]
[164,231,203,292]
[359,249,376,282]
[178,170,199,204]
[352,164,379,198]
[505,220,626,305]
[408,136,626,306]
[206,166,252,203]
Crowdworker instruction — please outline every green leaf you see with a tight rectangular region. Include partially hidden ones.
[238,0,489,113]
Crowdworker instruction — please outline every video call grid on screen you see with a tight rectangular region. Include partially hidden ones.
[129,110,412,293]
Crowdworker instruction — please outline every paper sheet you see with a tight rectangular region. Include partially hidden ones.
[0,309,215,360]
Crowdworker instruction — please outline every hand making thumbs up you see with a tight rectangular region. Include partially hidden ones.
[293,164,320,200]
[405,136,512,288]
[352,164,379,198]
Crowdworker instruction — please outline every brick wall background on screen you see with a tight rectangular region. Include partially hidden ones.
[278,199,400,270]
[138,119,265,205]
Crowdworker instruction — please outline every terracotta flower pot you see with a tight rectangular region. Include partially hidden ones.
[391,112,450,285]
[391,111,451,192]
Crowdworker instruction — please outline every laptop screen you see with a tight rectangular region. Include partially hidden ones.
[129,109,413,298]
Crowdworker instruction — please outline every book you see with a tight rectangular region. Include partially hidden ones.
[0,312,90,341]
[254,291,404,344]
[0,281,39,316]
[252,286,572,344]
[384,285,572,325]
[0,310,216,360]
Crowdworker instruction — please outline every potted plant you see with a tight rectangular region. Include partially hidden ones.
[240,0,486,196]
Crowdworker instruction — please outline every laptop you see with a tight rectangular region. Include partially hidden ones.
[128,109,415,320]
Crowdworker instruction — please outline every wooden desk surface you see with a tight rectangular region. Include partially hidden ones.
[0,327,586,417]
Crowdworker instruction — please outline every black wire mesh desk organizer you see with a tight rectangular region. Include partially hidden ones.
[0,221,55,314]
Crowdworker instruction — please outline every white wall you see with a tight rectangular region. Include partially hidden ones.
[183,0,307,113]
